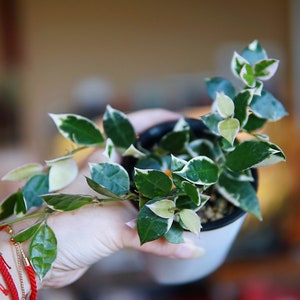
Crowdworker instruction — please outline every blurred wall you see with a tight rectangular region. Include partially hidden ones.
[15,0,291,157]
[0,0,291,158]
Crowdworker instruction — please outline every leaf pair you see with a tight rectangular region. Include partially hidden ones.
[50,105,136,151]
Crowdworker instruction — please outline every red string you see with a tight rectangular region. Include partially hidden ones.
[0,254,19,300]
[0,283,9,296]
[25,265,37,300]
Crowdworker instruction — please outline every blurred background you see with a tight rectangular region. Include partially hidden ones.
[1,0,300,299]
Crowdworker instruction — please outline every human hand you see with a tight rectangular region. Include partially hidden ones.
[35,109,204,289]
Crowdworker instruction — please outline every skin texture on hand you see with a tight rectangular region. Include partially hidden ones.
[10,109,204,290]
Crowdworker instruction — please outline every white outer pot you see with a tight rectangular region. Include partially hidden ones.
[143,213,247,285]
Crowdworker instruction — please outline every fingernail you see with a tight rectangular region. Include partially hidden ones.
[174,243,205,259]
[125,219,137,229]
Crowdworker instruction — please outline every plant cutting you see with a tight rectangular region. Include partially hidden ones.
[0,40,288,282]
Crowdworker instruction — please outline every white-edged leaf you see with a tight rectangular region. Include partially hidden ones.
[179,209,201,236]
[231,51,249,77]
[122,144,146,158]
[174,156,219,185]
[146,199,175,219]
[218,118,240,145]
[2,163,44,181]
[216,92,235,118]
[240,64,256,87]
[49,113,104,146]
[47,157,78,192]
[102,138,116,161]
[174,117,189,132]
[254,59,279,80]
[252,144,286,167]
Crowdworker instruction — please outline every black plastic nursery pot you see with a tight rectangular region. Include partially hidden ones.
[123,118,259,285]
[122,117,258,232]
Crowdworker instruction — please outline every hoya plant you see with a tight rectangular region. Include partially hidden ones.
[0,40,287,279]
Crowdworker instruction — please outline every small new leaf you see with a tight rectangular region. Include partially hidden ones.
[231,51,249,78]
[240,64,255,87]
[179,209,201,236]
[216,92,235,118]
[218,118,240,145]
[146,199,175,219]
[47,157,78,192]
[2,163,44,181]
[254,59,279,80]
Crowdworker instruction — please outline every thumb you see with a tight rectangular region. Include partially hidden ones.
[121,226,205,259]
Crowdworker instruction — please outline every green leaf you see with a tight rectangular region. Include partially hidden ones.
[234,90,252,127]
[250,90,288,121]
[201,112,223,135]
[47,157,78,192]
[182,181,202,206]
[137,200,170,244]
[134,169,172,198]
[164,222,184,244]
[49,113,104,146]
[86,177,122,199]
[252,143,286,167]
[218,118,240,145]
[179,209,201,236]
[29,224,57,279]
[14,219,43,243]
[226,140,275,171]
[160,130,189,153]
[42,193,94,211]
[0,190,23,220]
[23,174,49,209]
[205,77,235,100]
[170,155,186,172]
[216,92,234,118]
[231,51,249,78]
[103,105,136,149]
[240,64,256,87]
[14,191,27,215]
[175,195,199,210]
[174,156,219,185]
[90,162,129,195]
[241,40,267,65]
[243,114,267,132]
[2,163,43,181]
[146,199,175,218]
[217,172,262,220]
[254,59,279,80]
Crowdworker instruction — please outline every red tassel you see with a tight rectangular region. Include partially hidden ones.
[25,265,37,300]
[0,254,19,300]
[0,283,9,296]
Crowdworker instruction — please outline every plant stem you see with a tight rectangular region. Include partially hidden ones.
[0,211,46,227]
